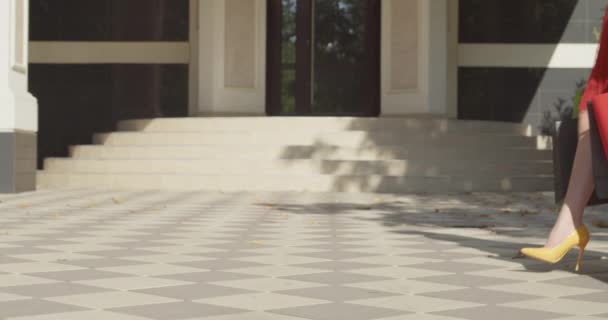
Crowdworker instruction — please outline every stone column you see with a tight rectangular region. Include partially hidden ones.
[380,0,449,116]
[197,0,267,115]
[0,0,38,193]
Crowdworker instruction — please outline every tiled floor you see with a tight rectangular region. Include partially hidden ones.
[1,190,608,320]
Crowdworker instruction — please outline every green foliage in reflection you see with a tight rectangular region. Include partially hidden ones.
[280,0,297,114]
[279,0,373,115]
[313,0,369,114]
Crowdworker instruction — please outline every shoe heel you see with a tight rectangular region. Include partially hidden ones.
[575,225,590,272]
[575,245,586,272]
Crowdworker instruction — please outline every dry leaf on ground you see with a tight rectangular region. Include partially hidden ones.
[592,219,608,228]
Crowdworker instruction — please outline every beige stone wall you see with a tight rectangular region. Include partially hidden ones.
[381,0,431,115]
[197,0,266,115]
[224,0,256,89]
[390,0,419,91]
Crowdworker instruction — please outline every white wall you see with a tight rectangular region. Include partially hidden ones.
[446,0,459,118]
[197,0,267,115]
[428,0,449,116]
[1,0,38,193]
[381,0,449,117]
[0,0,37,132]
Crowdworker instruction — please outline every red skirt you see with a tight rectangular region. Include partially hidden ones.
[591,93,608,160]
[579,7,608,113]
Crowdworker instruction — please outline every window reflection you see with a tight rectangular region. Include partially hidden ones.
[313,0,369,114]
[280,0,297,114]
[277,0,378,115]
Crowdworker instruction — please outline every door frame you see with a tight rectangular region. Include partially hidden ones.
[266,0,381,116]
[188,0,199,116]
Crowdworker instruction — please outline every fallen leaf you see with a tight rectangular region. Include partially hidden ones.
[512,251,526,259]
[592,219,608,228]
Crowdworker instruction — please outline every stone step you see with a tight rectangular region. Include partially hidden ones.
[117,117,533,135]
[68,145,553,161]
[43,158,553,177]
[37,171,553,193]
[92,131,540,148]
[38,117,553,193]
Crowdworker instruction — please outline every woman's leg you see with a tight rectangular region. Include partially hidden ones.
[545,111,595,248]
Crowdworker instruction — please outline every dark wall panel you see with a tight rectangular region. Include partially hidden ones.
[459,67,591,135]
[30,0,189,41]
[29,1,190,168]
[460,0,608,43]
[29,64,188,168]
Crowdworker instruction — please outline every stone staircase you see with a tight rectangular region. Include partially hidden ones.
[37,117,554,193]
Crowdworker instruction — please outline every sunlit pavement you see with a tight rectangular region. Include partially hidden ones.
[1,190,608,320]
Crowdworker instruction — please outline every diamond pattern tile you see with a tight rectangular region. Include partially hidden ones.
[0,282,109,298]
[196,292,328,311]
[1,190,608,320]
[432,305,569,320]
[421,288,539,304]
[109,301,247,320]
[270,302,407,320]
[135,283,254,300]
[504,298,608,316]
[0,299,85,319]
[278,285,397,302]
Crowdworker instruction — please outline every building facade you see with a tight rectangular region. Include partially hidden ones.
[1,0,607,192]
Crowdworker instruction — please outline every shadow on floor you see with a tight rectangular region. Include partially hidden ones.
[255,192,608,284]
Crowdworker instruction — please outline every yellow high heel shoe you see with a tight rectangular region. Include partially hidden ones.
[519,224,590,272]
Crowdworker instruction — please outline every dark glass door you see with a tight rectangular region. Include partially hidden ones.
[267,0,380,116]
